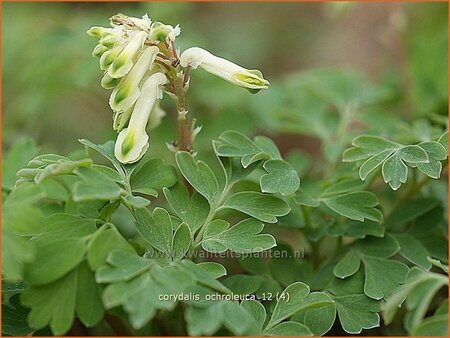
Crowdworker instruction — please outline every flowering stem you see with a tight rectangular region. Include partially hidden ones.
[159,42,192,152]
[173,69,192,152]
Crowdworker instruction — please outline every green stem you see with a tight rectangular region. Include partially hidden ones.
[192,184,233,247]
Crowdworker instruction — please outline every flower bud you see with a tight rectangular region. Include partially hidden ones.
[100,45,124,71]
[108,31,148,78]
[99,34,119,49]
[109,46,159,112]
[149,22,180,42]
[180,47,269,93]
[101,73,121,89]
[113,107,132,132]
[114,73,167,164]
[87,26,113,38]
[92,44,109,57]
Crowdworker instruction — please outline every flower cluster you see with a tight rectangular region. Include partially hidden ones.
[88,13,269,164]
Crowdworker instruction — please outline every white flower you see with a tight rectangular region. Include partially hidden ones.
[108,31,148,78]
[114,73,167,164]
[109,46,159,112]
[180,47,269,92]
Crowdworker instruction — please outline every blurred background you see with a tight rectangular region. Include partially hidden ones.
[2,1,448,165]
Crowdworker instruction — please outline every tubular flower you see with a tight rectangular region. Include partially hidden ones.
[109,46,159,112]
[114,73,167,164]
[180,47,270,93]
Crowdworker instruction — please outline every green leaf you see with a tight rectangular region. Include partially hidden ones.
[2,138,39,190]
[265,243,312,287]
[75,261,104,327]
[344,134,446,189]
[24,237,87,286]
[327,220,384,239]
[265,321,312,336]
[185,302,224,336]
[102,274,151,309]
[2,203,45,236]
[223,275,264,295]
[21,270,77,335]
[383,267,447,330]
[358,149,394,180]
[323,191,383,223]
[382,153,408,190]
[1,295,33,336]
[92,164,124,183]
[73,166,122,201]
[333,293,380,334]
[398,145,429,163]
[163,182,210,232]
[221,301,255,335]
[96,251,153,283]
[41,214,97,238]
[202,218,276,253]
[175,152,220,204]
[333,250,361,279]
[133,207,173,254]
[214,130,269,168]
[260,159,300,196]
[32,158,93,184]
[79,139,122,172]
[223,191,290,223]
[293,294,337,336]
[418,141,447,160]
[362,256,409,300]
[417,141,447,178]
[185,300,257,335]
[176,260,230,294]
[172,223,192,260]
[328,272,380,334]
[241,300,267,330]
[321,179,365,197]
[254,136,282,159]
[352,234,400,258]
[428,258,449,273]
[87,224,135,270]
[295,188,320,207]
[197,262,227,279]
[130,158,177,196]
[343,135,399,162]
[122,194,150,208]
[411,314,448,336]
[396,234,432,269]
[388,198,440,225]
[266,282,333,329]
[437,131,448,152]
